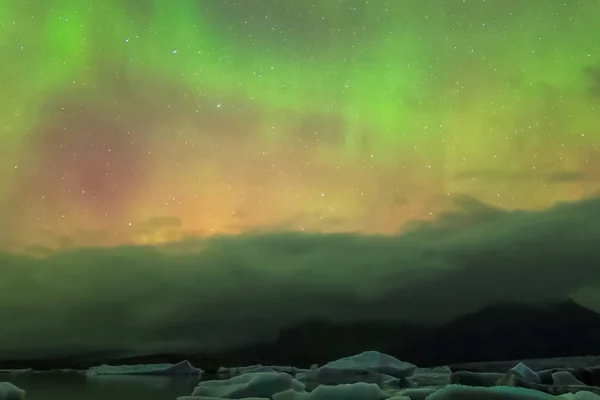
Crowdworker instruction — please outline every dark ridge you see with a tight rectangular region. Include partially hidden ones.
[402,300,600,366]
[2,300,600,371]
[216,320,431,370]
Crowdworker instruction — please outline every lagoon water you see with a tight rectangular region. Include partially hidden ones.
[1,373,202,400]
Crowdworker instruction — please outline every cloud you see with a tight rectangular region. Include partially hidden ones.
[545,171,597,183]
[2,194,600,360]
[586,65,600,99]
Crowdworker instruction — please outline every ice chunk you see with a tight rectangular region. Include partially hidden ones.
[414,366,451,375]
[296,351,415,386]
[427,384,555,400]
[397,387,438,400]
[296,368,399,387]
[560,392,600,400]
[219,365,304,376]
[219,365,277,375]
[511,363,541,384]
[86,360,200,376]
[410,366,451,386]
[0,369,31,375]
[0,382,25,400]
[450,371,504,387]
[322,351,416,379]
[179,398,267,400]
[189,372,305,399]
[273,382,388,400]
[552,371,585,386]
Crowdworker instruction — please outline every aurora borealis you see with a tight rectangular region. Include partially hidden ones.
[2,0,600,250]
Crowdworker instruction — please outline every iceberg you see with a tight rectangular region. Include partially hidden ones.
[0,369,32,375]
[296,351,416,386]
[185,372,305,399]
[427,384,556,400]
[409,366,452,386]
[511,362,541,384]
[273,382,388,400]
[86,360,201,376]
[320,351,416,378]
[552,371,585,386]
[396,387,438,400]
[0,382,25,400]
[561,392,600,400]
[218,365,305,376]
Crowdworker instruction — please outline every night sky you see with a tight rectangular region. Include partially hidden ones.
[1,0,599,249]
[1,1,600,360]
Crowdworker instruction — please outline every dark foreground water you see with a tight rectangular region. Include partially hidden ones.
[1,373,202,400]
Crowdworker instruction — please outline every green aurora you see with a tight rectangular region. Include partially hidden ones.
[1,0,599,248]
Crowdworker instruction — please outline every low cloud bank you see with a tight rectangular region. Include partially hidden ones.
[1,195,600,360]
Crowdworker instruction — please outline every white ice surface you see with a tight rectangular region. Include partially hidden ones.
[0,382,25,400]
[396,387,439,400]
[561,391,600,400]
[296,351,416,386]
[450,371,504,387]
[178,397,267,400]
[552,371,585,386]
[511,362,541,384]
[320,351,416,379]
[218,365,305,376]
[0,370,31,375]
[86,359,201,376]
[187,372,305,399]
[409,366,452,387]
[427,384,556,400]
[273,382,388,400]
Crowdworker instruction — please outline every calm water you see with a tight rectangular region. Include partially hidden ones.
[1,373,202,400]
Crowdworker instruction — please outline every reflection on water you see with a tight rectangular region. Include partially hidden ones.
[1,372,202,400]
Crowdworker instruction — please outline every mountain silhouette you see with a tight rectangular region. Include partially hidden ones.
[401,300,600,366]
[2,300,600,370]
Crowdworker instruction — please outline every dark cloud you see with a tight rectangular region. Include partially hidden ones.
[454,169,531,182]
[2,194,600,360]
[586,65,600,99]
[546,171,597,183]
[455,169,600,183]
[22,245,54,258]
